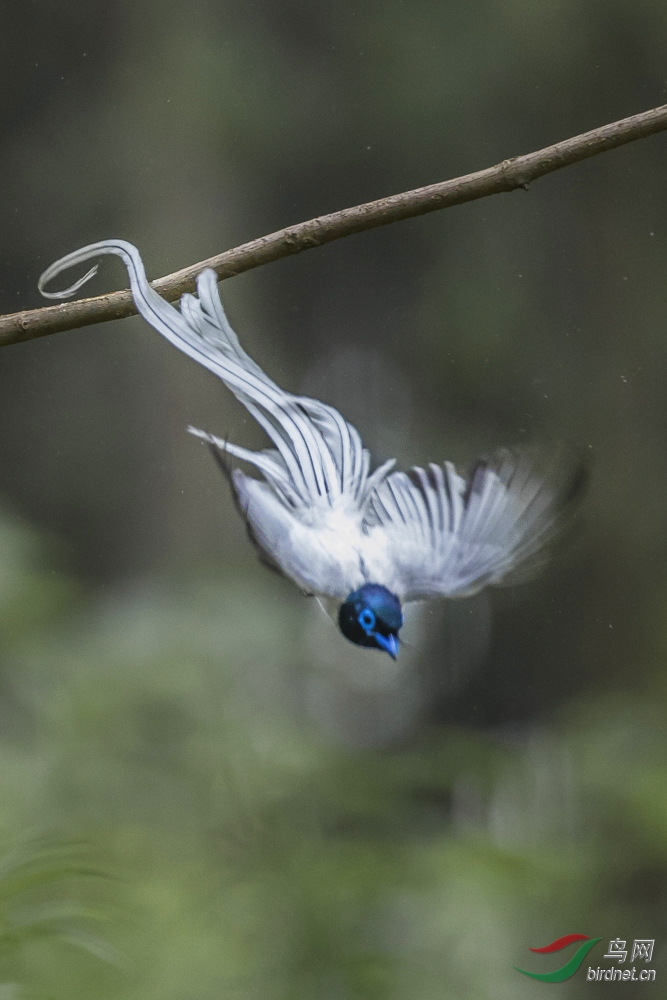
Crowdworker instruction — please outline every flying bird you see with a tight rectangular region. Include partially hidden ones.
[39,240,582,660]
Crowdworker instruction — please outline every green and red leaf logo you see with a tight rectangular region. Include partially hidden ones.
[515,934,602,982]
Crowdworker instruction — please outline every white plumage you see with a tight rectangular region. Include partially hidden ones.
[39,240,579,609]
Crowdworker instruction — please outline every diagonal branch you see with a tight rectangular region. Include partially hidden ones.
[3,102,667,349]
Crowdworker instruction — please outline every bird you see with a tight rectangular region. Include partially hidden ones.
[39,240,583,661]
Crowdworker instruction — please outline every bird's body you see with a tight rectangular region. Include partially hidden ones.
[215,470,394,599]
[39,240,581,658]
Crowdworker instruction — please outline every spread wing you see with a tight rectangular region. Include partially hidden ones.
[363,449,584,602]
[39,240,395,598]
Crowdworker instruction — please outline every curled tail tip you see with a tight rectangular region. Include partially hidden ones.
[39,262,99,300]
[37,239,148,301]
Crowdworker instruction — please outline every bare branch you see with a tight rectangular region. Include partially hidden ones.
[2,102,667,349]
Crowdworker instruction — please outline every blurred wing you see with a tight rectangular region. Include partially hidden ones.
[39,240,395,514]
[364,449,584,601]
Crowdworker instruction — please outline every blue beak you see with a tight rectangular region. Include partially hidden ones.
[374,632,399,660]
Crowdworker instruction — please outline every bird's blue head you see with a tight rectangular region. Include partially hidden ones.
[338,583,403,660]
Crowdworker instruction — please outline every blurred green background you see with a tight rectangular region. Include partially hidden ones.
[0,0,666,996]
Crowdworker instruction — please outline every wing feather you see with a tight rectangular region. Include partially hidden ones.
[364,448,584,601]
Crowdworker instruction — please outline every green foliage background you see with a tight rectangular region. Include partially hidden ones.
[0,1,666,996]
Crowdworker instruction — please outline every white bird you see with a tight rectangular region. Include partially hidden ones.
[39,240,583,660]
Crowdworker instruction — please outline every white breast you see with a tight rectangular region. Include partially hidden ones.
[238,473,397,600]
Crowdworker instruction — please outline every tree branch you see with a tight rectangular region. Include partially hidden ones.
[3,102,667,349]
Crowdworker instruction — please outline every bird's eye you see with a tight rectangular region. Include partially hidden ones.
[358,608,376,631]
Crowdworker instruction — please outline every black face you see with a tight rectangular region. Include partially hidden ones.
[338,583,403,659]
